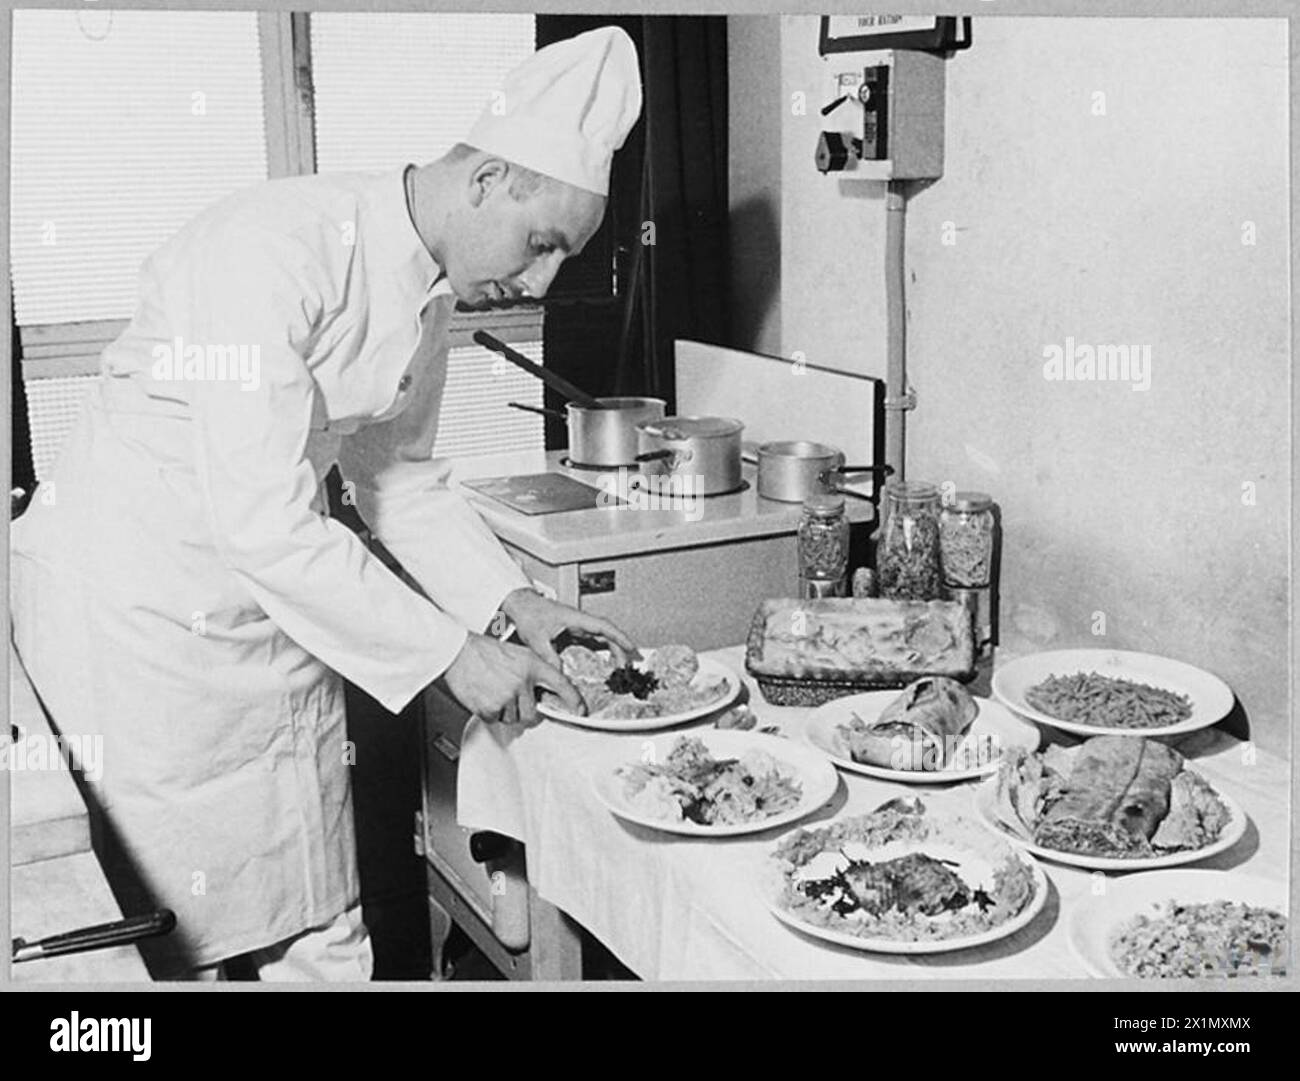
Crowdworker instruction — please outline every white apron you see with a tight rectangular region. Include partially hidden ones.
[10,169,530,974]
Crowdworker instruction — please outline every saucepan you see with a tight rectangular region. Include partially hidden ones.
[755,441,893,502]
[508,397,667,468]
[476,330,668,468]
[634,416,745,497]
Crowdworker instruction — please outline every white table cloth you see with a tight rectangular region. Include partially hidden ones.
[457,645,1290,980]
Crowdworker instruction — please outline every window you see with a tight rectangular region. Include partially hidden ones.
[430,340,544,460]
[10,9,545,479]
[10,10,268,326]
[10,9,267,479]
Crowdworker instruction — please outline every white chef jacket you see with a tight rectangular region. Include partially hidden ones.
[9,168,531,974]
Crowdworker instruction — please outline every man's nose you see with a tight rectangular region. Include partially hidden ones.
[517,254,563,299]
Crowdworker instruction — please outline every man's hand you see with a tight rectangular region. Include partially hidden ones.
[442,632,581,726]
[499,588,639,669]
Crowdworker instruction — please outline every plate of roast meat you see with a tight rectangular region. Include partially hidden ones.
[976,735,1247,870]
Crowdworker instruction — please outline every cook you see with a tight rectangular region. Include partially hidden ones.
[9,27,642,981]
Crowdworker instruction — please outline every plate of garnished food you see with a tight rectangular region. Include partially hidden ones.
[803,677,1040,783]
[759,802,1048,953]
[976,735,1247,870]
[1068,870,1287,978]
[589,730,839,837]
[991,649,1233,738]
[540,643,740,732]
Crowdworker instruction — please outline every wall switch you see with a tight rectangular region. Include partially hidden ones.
[816,48,945,181]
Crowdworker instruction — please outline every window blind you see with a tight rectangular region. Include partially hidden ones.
[432,342,544,461]
[9,10,267,326]
[312,12,544,460]
[23,374,99,481]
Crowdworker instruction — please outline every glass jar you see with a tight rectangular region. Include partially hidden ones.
[876,481,943,600]
[939,491,996,589]
[798,494,849,598]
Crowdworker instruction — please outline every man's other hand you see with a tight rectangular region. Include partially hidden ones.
[442,632,581,726]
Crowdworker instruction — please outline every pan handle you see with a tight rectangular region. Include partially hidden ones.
[834,464,895,477]
[818,463,893,501]
[819,463,893,485]
[13,909,176,963]
[474,331,604,410]
[634,449,674,464]
[507,401,566,420]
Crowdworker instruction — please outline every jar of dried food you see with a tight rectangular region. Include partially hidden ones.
[876,481,943,600]
[798,493,849,598]
[939,491,995,589]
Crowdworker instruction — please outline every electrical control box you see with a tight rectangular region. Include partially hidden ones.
[816,48,945,181]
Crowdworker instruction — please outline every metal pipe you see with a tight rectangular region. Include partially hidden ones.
[884,181,908,480]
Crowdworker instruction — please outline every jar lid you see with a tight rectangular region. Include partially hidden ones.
[802,493,846,517]
[884,479,938,499]
[948,490,993,511]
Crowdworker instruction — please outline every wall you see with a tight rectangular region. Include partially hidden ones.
[730,16,1291,755]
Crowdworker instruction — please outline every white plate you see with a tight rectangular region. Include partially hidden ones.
[991,649,1233,738]
[973,772,1249,871]
[759,816,1050,954]
[589,729,839,837]
[1068,870,1287,978]
[803,692,1040,784]
[541,653,741,732]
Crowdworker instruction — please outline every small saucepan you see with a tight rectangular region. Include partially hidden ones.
[508,397,667,468]
[756,441,892,502]
[634,416,745,497]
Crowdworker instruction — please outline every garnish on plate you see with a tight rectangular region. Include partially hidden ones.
[605,664,658,699]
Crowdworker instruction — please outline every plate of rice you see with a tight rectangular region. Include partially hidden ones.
[992,649,1233,738]
[1068,870,1288,978]
[759,807,1048,953]
[590,730,839,837]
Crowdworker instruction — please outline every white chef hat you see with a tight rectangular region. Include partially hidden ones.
[465,26,642,197]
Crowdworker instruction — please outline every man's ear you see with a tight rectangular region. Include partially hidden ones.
[468,157,510,207]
